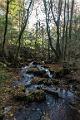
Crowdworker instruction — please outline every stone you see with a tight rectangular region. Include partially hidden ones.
[14,90,46,103]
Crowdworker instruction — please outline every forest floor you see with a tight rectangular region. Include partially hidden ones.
[0,62,80,120]
[0,62,21,119]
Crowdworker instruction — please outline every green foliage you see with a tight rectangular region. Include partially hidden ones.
[0,0,80,62]
[9,0,24,27]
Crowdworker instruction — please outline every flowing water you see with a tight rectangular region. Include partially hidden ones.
[14,63,80,120]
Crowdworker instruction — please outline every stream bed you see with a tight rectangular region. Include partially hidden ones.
[13,62,80,120]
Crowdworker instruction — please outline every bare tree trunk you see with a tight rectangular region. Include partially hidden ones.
[35,22,38,58]
[2,0,10,56]
[35,9,39,58]
[50,0,63,60]
[64,0,69,60]
[48,39,50,60]
[41,26,45,58]
[43,0,59,61]
[62,0,66,59]
[69,0,74,39]
[56,25,61,57]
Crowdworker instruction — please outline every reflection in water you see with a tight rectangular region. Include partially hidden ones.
[15,92,79,120]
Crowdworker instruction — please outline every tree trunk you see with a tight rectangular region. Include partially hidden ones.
[69,0,74,39]
[2,0,9,56]
[43,0,59,61]
[56,25,61,58]
[61,0,66,60]
[50,0,63,61]
[64,0,69,60]
[15,0,33,60]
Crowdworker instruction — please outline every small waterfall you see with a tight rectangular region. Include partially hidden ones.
[21,62,53,79]
[37,65,53,78]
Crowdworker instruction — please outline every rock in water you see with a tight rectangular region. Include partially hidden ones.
[37,65,52,78]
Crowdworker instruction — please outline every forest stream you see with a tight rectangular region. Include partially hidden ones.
[10,62,80,120]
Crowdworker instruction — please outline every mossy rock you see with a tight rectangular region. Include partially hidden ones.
[14,90,46,103]
[31,77,59,86]
[31,77,52,86]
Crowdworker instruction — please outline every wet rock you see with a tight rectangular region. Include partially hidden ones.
[14,90,46,103]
